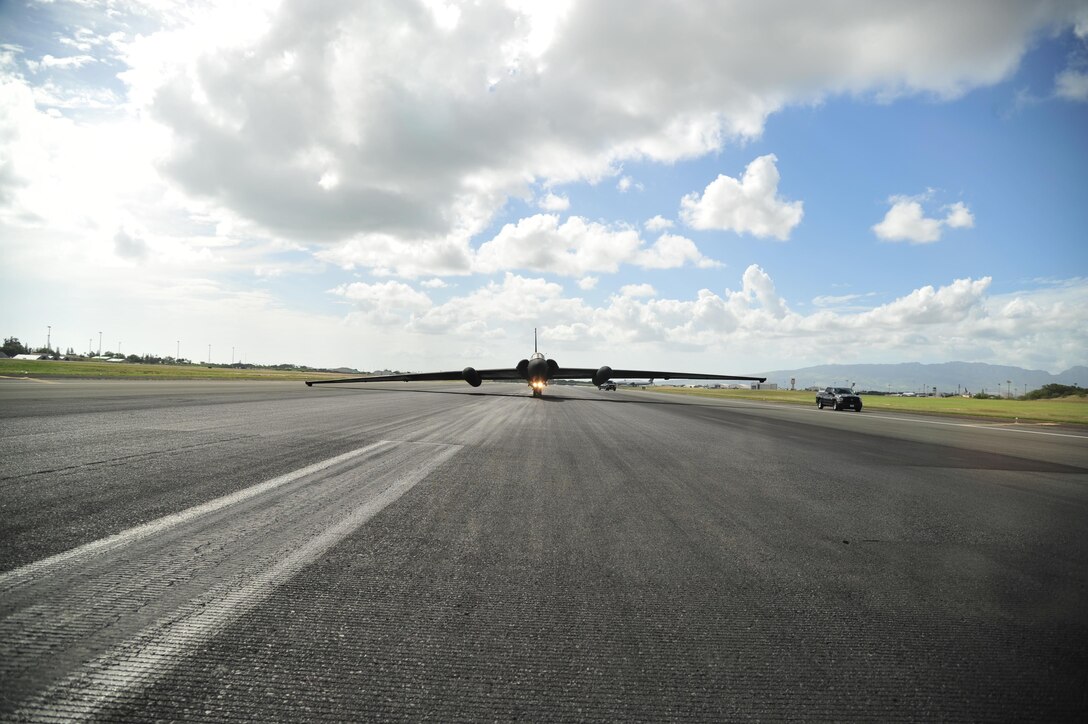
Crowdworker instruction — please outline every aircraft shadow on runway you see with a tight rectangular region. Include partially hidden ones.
[310,385,697,406]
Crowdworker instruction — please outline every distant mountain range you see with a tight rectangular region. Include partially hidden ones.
[755,362,1088,396]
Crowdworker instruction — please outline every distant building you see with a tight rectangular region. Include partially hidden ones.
[751,382,778,390]
[13,353,48,360]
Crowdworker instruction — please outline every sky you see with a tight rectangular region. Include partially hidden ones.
[1,0,1086,375]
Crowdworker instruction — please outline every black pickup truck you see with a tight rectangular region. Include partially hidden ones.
[816,386,862,411]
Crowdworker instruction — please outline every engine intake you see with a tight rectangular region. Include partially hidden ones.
[462,367,482,387]
[592,365,613,387]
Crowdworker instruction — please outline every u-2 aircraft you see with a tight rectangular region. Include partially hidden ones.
[305,329,766,398]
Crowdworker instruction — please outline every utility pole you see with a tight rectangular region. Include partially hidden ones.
[46,325,51,352]
[177,340,180,361]
[98,331,102,356]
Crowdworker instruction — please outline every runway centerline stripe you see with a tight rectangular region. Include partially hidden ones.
[0,440,393,593]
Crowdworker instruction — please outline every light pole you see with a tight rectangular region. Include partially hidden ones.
[46,325,51,353]
[98,331,102,356]
[208,344,211,365]
[176,340,180,362]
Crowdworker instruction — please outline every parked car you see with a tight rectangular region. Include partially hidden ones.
[816,386,862,411]
[598,382,616,391]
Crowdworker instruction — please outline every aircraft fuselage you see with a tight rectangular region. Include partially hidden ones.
[525,352,551,396]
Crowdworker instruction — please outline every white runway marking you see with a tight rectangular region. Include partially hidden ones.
[850,411,1088,439]
[686,395,1088,440]
[0,441,391,593]
[1,439,462,721]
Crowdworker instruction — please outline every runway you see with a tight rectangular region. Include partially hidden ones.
[1,379,1086,720]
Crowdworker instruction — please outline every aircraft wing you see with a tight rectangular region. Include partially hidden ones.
[304,368,522,386]
[305,366,766,387]
[555,367,767,383]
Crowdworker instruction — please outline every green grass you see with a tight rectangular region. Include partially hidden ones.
[638,386,1088,425]
[0,358,346,382]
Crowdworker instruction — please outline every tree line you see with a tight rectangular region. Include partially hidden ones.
[1020,383,1085,400]
[2,335,352,372]
[3,336,195,365]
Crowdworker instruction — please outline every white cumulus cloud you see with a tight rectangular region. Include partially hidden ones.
[873,195,975,243]
[943,201,975,229]
[644,215,674,231]
[330,280,433,309]
[619,283,656,298]
[538,192,570,211]
[375,267,1088,373]
[861,277,991,326]
[409,272,588,334]
[3,0,1084,282]
[84,0,1079,257]
[633,233,721,270]
[1055,69,1088,101]
[315,234,473,278]
[329,280,433,324]
[679,154,803,240]
[473,214,718,276]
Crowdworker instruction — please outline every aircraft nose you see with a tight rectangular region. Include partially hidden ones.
[526,357,549,381]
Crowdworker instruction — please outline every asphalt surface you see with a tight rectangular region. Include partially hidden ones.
[1,378,1086,721]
